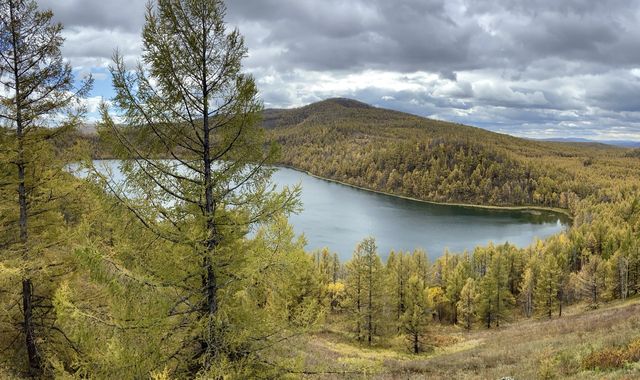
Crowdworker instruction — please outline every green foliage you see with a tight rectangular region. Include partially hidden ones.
[265,99,639,211]
[457,278,478,330]
[0,0,91,375]
[2,0,640,377]
[478,247,514,328]
[400,275,430,354]
[344,238,384,345]
[535,252,562,318]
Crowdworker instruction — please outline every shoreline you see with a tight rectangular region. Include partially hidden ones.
[90,158,573,221]
[276,164,574,221]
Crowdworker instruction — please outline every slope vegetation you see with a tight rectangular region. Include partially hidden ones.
[266,98,636,211]
[292,297,640,379]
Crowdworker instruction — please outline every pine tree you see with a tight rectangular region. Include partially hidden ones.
[401,275,430,353]
[519,265,536,318]
[457,278,478,330]
[345,244,365,341]
[360,238,384,345]
[446,255,470,324]
[535,253,561,318]
[98,0,300,374]
[0,0,91,374]
[387,251,410,323]
[478,249,513,328]
[577,254,608,308]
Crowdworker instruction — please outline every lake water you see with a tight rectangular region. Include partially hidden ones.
[272,168,569,261]
[87,162,570,262]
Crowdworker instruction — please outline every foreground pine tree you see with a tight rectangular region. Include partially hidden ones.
[95,0,308,376]
[0,0,91,375]
[401,275,430,353]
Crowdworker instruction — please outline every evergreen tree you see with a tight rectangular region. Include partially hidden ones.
[457,278,478,330]
[535,253,561,318]
[0,0,91,374]
[478,249,513,328]
[387,251,410,323]
[577,254,608,308]
[401,275,430,353]
[360,238,384,345]
[98,0,301,374]
[519,265,536,318]
[446,255,470,324]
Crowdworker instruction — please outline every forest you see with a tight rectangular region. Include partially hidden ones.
[1,0,640,379]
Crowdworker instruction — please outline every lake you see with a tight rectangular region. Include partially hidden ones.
[88,162,570,262]
[272,168,569,261]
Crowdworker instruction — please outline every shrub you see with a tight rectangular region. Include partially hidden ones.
[581,338,640,370]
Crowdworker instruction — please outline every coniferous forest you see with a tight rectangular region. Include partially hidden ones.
[2,0,640,379]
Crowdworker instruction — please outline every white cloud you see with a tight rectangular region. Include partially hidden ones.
[35,0,640,141]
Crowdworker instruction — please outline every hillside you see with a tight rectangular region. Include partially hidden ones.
[265,98,638,211]
[288,297,640,379]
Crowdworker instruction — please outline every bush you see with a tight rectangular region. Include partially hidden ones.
[581,338,640,370]
[582,347,626,370]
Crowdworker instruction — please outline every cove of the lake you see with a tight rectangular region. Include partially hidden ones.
[87,161,570,262]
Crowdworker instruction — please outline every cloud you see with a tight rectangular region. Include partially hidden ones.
[36,0,640,140]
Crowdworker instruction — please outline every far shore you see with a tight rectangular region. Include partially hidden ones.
[276,164,574,221]
[89,158,573,221]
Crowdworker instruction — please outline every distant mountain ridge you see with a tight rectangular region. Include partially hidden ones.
[79,97,638,150]
[537,137,640,148]
[264,99,633,151]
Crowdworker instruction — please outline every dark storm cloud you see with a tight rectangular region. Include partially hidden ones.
[227,0,483,73]
[38,0,640,140]
[227,0,640,74]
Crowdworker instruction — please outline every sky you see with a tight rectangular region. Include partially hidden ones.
[39,0,640,141]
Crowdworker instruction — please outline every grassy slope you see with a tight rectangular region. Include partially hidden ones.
[291,298,640,379]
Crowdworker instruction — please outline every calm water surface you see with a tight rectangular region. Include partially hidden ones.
[89,162,570,261]
[271,168,569,261]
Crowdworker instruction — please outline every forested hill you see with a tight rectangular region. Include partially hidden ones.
[79,97,638,212]
[265,98,637,212]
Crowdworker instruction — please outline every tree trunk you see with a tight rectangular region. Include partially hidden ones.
[10,1,41,372]
[367,262,373,346]
[22,279,41,376]
[558,288,563,317]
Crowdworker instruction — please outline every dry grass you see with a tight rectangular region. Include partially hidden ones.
[298,298,640,379]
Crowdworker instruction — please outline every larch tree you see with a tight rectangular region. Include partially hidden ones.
[577,254,608,308]
[0,0,91,375]
[98,0,300,375]
[519,265,536,318]
[446,256,470,324]
[386,250,410,323]
[344,238,384,344]
[360,237,384,345]
[534,253,561,319]
[457,277,478,330]
[478,249,513,328]
[606,250,629,300]
[345,244,365,341]
[411,249,430,286]
[401,275,430,354]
